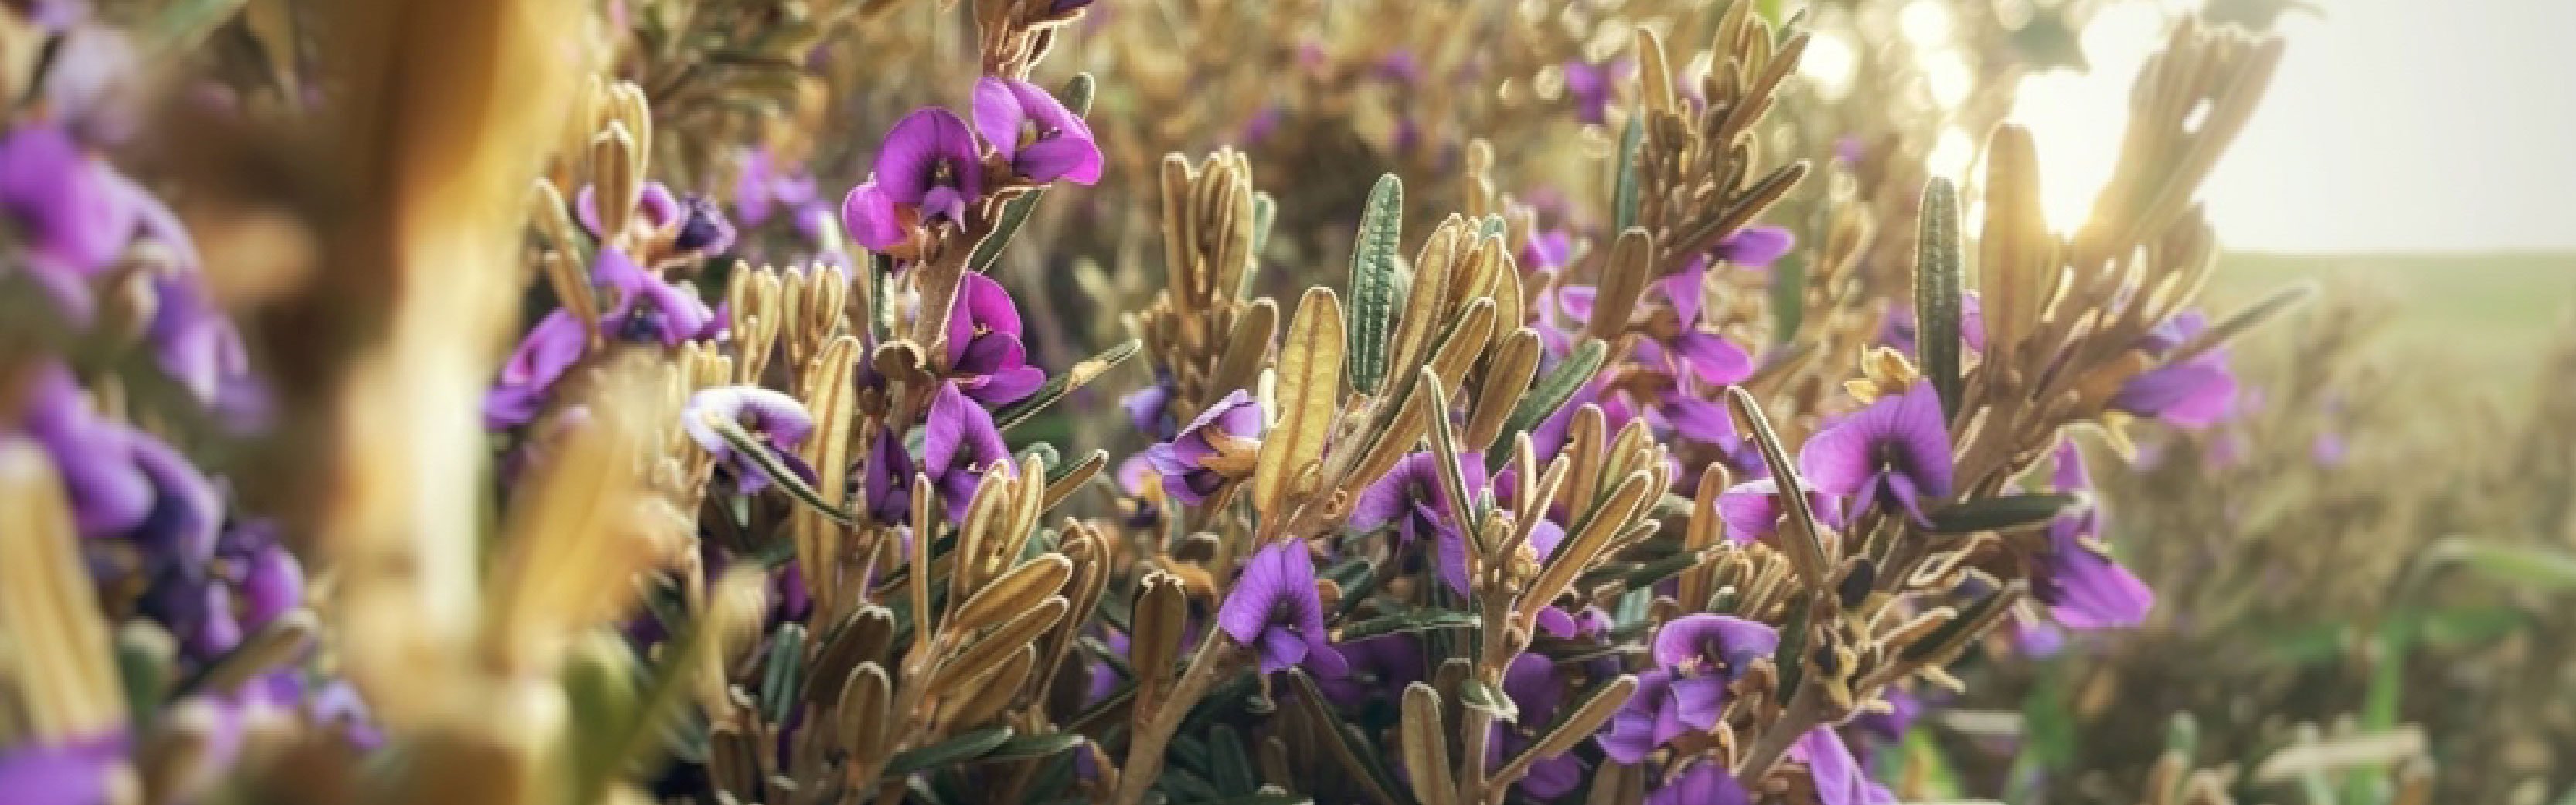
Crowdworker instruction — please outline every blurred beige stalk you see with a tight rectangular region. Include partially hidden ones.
[300,0,590,728]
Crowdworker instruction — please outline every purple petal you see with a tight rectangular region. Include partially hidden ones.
[1003,80,1103,183]
[1217,541,1297,645]
[1716,226,1795,267]
[840,182,909,251]
[873,107,980,204]
[945,273,1026,367]
[972,78,1026,161]
[1672,331,1754,386]
[1660,257,1707,328]
[1660,396,1737,446]
[1792,728,1867,805]
[0,732,129,805]
[1652,614,1780,674]
[1669,676,1727,732]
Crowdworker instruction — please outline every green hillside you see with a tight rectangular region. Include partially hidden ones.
[2207,251,2576,375]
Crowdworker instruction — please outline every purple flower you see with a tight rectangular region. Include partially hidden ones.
[1562,59,1633,125]
[1121,372,1179,440]
[2312,432,2349,466]
[1350,450,1499,594]
[671,195,737,255]
[842,108,985,253]
[1489,652,1585,798]
[1834,135,1866,166]
[862,425,915,525]
[972,78,1103,185]
[0,124,135,290]
[1645,760,1749,805]
[1657,226,1794,328]
[943,273,1046,406]
[682,386,816,494]
[1718,477,1847,545]
[1798,382,1953,525]
[2033,441,2152,629]
[1315,633,1426,708]
[485,248,712,427]
[2112,311,2237,428]
[733,147,821,229]
[1790,727,1897,805]
[1141,389,1264,505]
[19,365,152,535]
[1523,229,1574,273]
[1216,541,1348,676]
[921,382,1014,521]
[0,732,129,805]
[1600,616,1776,763]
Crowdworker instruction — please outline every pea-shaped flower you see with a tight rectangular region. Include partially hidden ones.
[1798,381,1953,525]
[1141,389,1262,505]
[1215,540,1347,676]
[682,386,815,494]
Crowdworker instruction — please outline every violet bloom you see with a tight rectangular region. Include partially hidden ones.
[1216,540,1349,676]
[0,732,128,805]
[1523,229,1574,273]
[921,382,1014,521]
[944,273,1046,406]
[485,248,712,427]
[0,124,136,297]
[861,425,915,526]
[1142,389,1264,505]
[1491,652,1583,798]
[973,78,1103,185]
[2033,441,2152,629]
[1790,727,1897,805]
[1315,633,1426,710]
[682,386,816,494]
[1350,450,1500,595]
[1121,372,1179,440]
[1657,226,1794,329]
[2111,311,2237,428]
[733,147,821,229]
[1717,477,1848,545]
[1798,382,1953,525]
[576,180,681,239]
[1562,59,1633,125]
[143,521,304,661]
[843,108,985,253]
[19,365,152,535]
[1645,760,1749,805]
[1601,616,1775,763]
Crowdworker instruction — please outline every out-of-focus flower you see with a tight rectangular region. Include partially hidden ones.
[2111,311,2237,428]
[0,124,136,293]
[842,108,985,253]
[1141,389,1263,504]
[733,147,822,230]
[1562,59,1634,125]
[1878,292,1989,357]
[1645,760,1749,805]
[944,273,1046,406]
[1659,226,1793,328]
[1718,477,1848,545]
[1316,633,1425,709]
[1799,382,1953,525]
[1791,727,1897,805]
[0,732,129,805]
[1121,372,1178,440]
[485,248,712,426]
[921,382,1013,521]
[973,78,1103,185]
[1216,540,1347,676]
[2032,441,2152,628]
[1491,652,1582,798]
[682,386,816,494]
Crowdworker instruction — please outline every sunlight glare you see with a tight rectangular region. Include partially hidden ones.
[1799,31,1860,101]
[1898,0,1953,46]
[2003,5,2169,233]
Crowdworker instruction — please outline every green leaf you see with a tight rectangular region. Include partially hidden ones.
[1773,598,1811,701]
[1337,610,1483,640]
[1347,173,1406,396]
[1914,178,1966,419]
[1925,493,2086,534]
[885,726,1016,776]
[994,340,1142,431]
[1612,116,1645,233]
[980,731,1085,763]
[1209,725,1257,796]
[757,623,807,725]
[1490,338,1608,467]
[2416,536,2576,592]
[1900,582,2013,663]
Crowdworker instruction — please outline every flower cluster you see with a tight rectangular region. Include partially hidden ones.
[0,2,2339,805]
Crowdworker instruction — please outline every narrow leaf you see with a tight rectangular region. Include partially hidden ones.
[1347,174,1405,395]
[885,725,1016,776]
[1914,178,1966,419]
[1925,493,2086,534]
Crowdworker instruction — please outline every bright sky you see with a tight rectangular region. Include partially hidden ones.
[2009,0,2576,254]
